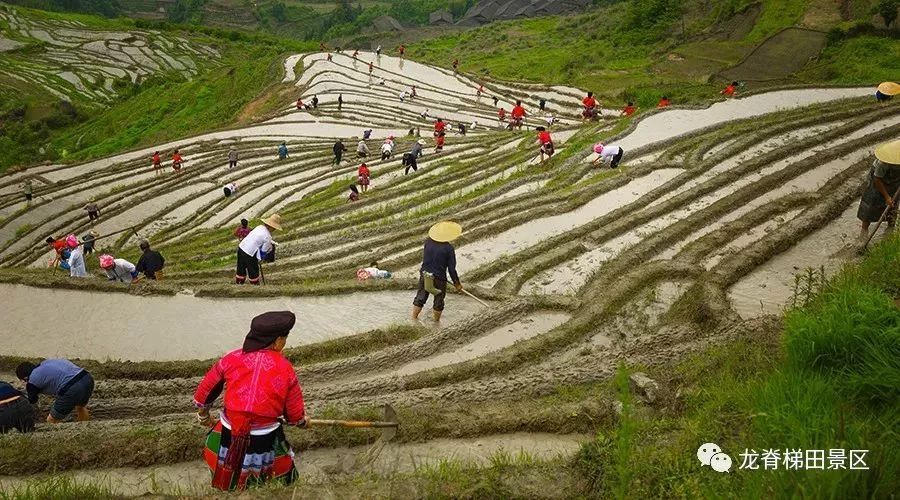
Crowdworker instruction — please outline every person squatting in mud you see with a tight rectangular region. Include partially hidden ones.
[857,140,900,241]
[235,215,281,285]
[16,358,94,423]
[136,239,165,280]
[99,253,138,283]
[194,311,306,491]
[412,221,464,322]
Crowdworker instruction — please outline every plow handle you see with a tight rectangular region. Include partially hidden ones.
[307,419,398,428]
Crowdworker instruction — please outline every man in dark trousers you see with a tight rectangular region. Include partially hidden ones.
[135,239,165,280]
[333,139,347,166]
[0,380,34,433]
[16,359,94,423]
[412,221,464,322]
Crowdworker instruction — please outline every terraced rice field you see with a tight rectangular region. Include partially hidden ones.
[0,50,895,494]
[0,5,217,102]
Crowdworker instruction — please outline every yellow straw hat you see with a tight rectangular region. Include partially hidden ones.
[874,140,900,165]
[877,82,900,96]
[261,214,283,230]
[428,221,462,242]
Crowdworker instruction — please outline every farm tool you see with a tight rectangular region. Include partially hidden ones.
[858,186,900,254]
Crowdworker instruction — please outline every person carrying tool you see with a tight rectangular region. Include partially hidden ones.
[582,91,598,120]
[358,163,371,193]
[278,142,288,160]
[99,254,138,283]
[412,221,463,322]
[66,234,88,278]
[0,380,34,434]
[228,147,238,168]
[194,311,306,491]
[46,236,70,270]
[135,239,165,280]
[234,219,251,241]
[235,215,281,285]
[16,359,94,423]
[537,126,554,162]
[857,140,900,241]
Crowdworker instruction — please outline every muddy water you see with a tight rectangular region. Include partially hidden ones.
[455,168,683,271]
[617,88,870,150]
[728,203,866,318]
[0,433,585,496]
[0,285,485,361]
[380,312,570,378]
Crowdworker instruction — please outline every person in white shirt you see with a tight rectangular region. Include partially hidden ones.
[381,141,394,160]
[223,182,238,197]
[99,254,137,283]
[65,234,89,278]
[399,90,407,102]
[357,140,369,158]
[592,143,625,169]
[235,214,282,285]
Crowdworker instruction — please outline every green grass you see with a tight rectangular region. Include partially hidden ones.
[0,476,114,500]
[575,232,900,498]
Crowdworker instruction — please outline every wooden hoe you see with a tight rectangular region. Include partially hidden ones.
[304,403,399,444]
[858,186,900,255]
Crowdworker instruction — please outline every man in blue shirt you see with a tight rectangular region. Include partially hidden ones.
[412,221,464,322]
[16,359,94,423]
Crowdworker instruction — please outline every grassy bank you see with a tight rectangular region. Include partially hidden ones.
[577,232,900,497]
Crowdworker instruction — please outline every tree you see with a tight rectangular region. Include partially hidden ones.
[878,0,899,27]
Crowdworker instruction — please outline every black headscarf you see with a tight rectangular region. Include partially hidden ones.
[243,311,296,353]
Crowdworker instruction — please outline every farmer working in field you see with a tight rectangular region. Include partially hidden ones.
[511,101,526,129]
[194,311,306,491]
[721,81,739,97]
[99,254,138,283]
[333,139,347,166]
[0,380,34,434]
[135,239,165,280]
[66,234,88,278]
[278,142,288,160]
[857,140,900,241]
[228,147,238,168]
[412,221,463,322]
[16,358,94,423]
[234,219,251,241]
[875,82,898,102]
[403,139,425,175]
[83,199,100,223]
[537,126,554,162]
[593,142,625,169]
[582,91,598,120]
[235,214,281,285]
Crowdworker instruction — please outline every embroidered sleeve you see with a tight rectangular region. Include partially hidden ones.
[193,358,225,408]
[283,371,306,425]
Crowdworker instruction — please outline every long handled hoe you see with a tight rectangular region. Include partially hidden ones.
[858,186,900,254]
[459,288,490,307]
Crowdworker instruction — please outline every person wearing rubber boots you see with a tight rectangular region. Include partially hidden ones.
[412,221,463,322]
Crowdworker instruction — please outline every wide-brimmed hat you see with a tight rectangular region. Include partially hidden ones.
[262,214,283,230]
[428,221,462,242]
[877,82,900,96]
[417,139,426,145]
[99,254,115,269]
[874,140,900,165]
[89,230,100,237]
[243,311,295,353]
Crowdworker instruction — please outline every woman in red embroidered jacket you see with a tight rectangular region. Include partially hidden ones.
[193,311,306,491]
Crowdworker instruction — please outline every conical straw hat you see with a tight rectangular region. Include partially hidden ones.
[428,221,462,242]
[261,214,283,230]
[874,140,900,165]
[877,82,900,96]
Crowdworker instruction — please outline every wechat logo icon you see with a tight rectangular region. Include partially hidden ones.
[698,442,733,473]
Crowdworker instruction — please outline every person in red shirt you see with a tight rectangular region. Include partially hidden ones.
[476,84,484,96]
[234,219,251,241]
[721,81,738,97]
[452,58,459,73]
[582,91,598,120]
[434,118,446,136]
[348,184,360,202]
[46,236,70,269]
[621,102,636,117]
[498,108,507,126]
[152,151,162,175]
[368,62,374,74]
[399,44,405,58]
[536,126,554,162]
[194,311,306,491]
[511,100,526,129]
[296,98,304,110]
[357,163,371,193]
[657,96,671,108]
[171,150,184,173]
[434,121,446,152]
